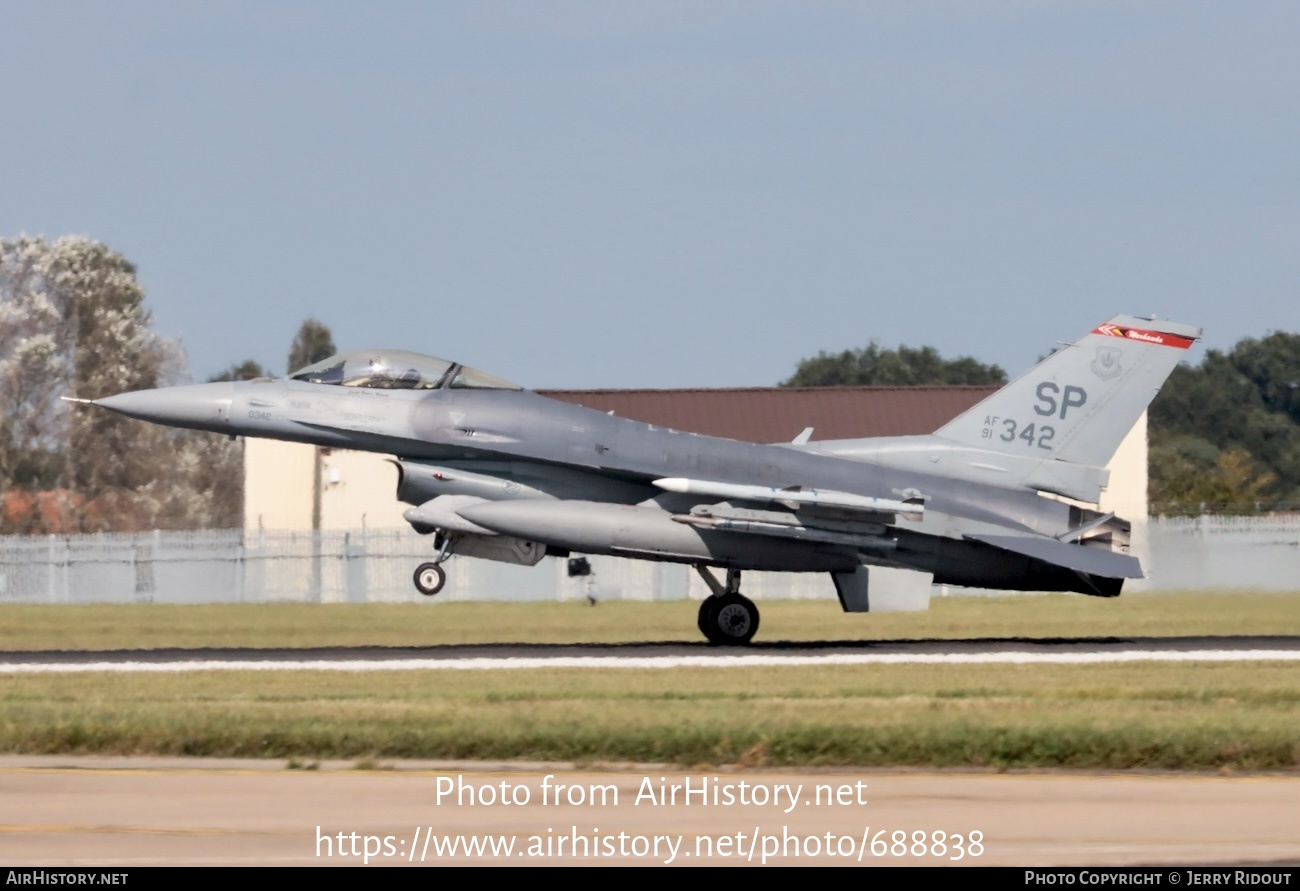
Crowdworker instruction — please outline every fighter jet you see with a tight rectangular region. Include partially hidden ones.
[83,315,1199,644]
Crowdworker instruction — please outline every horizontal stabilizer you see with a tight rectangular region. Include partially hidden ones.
[965,533,1143,579]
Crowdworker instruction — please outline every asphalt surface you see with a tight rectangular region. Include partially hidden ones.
[3,635,1299,664]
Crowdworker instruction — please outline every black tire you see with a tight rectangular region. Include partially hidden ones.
[697,596,721,641]
[701,593,759,646]
[413,562,446,596]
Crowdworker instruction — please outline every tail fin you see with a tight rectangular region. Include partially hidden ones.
[934,315,1201,467]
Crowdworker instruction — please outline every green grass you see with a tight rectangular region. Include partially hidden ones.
[1,590,1297,651]
[1,591,1296,770]
[1,662,1297,770]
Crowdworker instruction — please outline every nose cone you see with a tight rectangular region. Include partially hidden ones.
[94,381,236,433]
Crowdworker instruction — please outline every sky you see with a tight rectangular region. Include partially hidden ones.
[2,1,1298,389]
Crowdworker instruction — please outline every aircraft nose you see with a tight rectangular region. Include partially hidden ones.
[93,381,236,433]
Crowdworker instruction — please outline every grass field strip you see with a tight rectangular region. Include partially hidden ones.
[2,649,1299,673]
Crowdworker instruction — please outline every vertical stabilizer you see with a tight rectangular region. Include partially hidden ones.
[934,315,1201,467]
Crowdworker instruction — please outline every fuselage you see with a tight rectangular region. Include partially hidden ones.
[91,366,1124,593]
[88,320,1203,611]
[221,379,1072,531]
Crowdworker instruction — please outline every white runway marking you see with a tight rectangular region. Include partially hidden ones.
[1,649,1298,673]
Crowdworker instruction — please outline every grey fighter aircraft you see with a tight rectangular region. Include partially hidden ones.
[81,315,1200,645]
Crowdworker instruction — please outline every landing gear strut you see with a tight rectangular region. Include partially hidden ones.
[694,566,760,646]
[413,533,455,597]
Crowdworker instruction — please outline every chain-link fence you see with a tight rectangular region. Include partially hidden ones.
[0,527,793,604]
[1143,513,1300,591]
[0,516,1296,605]
[0,528,559,604]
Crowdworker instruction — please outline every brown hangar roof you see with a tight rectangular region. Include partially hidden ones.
[535,386,999,444]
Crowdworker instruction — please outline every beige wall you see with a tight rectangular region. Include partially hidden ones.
[1097,411,1148,520]
[243,441,406,531]
[1102,411,1151,587]
[243,439,315,531]
[318,448,407,530]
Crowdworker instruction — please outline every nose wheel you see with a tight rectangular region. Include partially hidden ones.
[413,562,446,596]
[412,533,455,597]
[694,566,760,646]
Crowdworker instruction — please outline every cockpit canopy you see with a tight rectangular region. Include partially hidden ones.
[289,350,521,391]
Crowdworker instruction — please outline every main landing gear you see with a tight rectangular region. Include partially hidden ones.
[413,533,455,596]
[694,565,760,646]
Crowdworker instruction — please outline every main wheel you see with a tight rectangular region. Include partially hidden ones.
[413,562,446,596]
[697,596,721,639]
[700,593,759,646]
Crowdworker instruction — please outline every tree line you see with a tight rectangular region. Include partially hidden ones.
[781,331,1300,514]
[1146,333,1299,513]
[0,235,334,534]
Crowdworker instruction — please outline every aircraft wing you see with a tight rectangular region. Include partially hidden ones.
[653,477,1140,581]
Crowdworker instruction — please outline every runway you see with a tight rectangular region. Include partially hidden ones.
[2,635,1298,672]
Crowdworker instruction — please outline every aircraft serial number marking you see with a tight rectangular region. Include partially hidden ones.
[979,416,1055,450]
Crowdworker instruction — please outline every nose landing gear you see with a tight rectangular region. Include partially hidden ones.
[413,533,455,597]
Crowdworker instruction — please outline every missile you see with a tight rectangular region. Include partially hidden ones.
[674,513,896,551]
[653,477,925,519]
